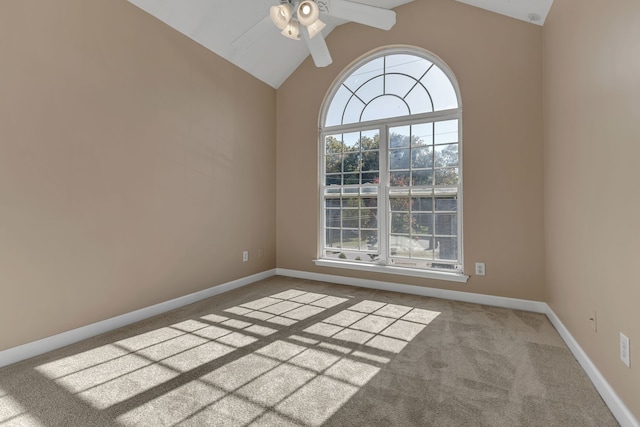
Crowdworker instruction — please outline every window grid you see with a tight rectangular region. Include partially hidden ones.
[323,129,380,261]
[320,48,462,273]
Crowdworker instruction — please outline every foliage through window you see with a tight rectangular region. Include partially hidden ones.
[320,48,463,273]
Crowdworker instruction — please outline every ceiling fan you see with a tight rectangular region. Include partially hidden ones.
[232,0,397,67]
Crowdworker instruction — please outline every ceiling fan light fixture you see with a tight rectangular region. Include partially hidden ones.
[306,18,326,39]
[281,20,300,40]
[270,3,293,30]
[297,0,320,27]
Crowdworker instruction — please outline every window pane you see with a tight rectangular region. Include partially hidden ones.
[343,132,360,152]
[360,208,377,228]
[391,213,410,234]
[325,198,341,208]
[343,97,365,125]
[342,197,359,207]
[342,230,360,249]
[361,197,377,208]
[361,172,379,184]
[344,57,384,92]
[434,144,458,167]
[362,230,377,250]
[412,170,433,186]
[435,214,457,235]
[411,147,433,169]
[412,213,432,234]
[343,153,360,173]
[325,85,351,127]
[435,197,457,211]
[326,175,341,185]
[434,168,458,186]
[325,209,341,227]
[410,241,432,259]
[342,209,359,228]
[412,123,433,146]
[389,196,410,211]
[389,126,410,148]
[390,172,410,186]
[385,74,416,98]
[361,96,409,122]
[343,173,359,185]
[389,235,419,256]
[422,66,458,111]
[435,120,458,144]
[390,149,410,170]
[361,130,380,150]
[385,54,432,80]
[326,154,342,173]
[361,152,379,172]
[355,76,384,104]
[435,237,458,260]
[325,135,343,153]
[325,229,341,248]
[412,196,433,212]
[404,84,433,115]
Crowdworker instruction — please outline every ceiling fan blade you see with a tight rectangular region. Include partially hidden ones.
[302,27,333,67]
[327,0,396,30]
[231,15,273,51]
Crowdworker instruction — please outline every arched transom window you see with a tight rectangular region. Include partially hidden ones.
[317,47,465,280]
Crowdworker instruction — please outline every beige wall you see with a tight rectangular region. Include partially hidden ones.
[277,0,545,301]
[0,0,276,351]
[543,0,640,418]
[1,0,637,418]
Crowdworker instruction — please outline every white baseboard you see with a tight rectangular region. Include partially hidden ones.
[276,268,547,313]
[545,306,639,427]
[0,269,276,369]
[277,268,639,427]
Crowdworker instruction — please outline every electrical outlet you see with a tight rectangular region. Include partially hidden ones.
[589,310,597,332]
[242,251,249,262]
[620,333,630,367]
[258,248,264,258]
[475,262,486,276]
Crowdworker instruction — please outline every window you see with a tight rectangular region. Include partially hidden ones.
[317,47,465,281]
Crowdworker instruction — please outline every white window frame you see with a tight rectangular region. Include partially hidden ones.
[315,46,468,283]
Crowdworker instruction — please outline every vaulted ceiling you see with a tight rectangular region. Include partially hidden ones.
[127,0,553,89]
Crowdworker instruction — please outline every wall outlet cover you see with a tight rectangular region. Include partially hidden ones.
[620,332,630,368]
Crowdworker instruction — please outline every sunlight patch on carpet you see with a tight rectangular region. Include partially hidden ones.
[34,289,440,426]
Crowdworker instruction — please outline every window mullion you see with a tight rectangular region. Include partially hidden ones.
[378,125,389,265]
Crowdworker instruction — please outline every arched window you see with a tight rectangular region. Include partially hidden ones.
[317,47,465,280]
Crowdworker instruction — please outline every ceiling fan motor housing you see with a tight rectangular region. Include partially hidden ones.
[268,0,396,68]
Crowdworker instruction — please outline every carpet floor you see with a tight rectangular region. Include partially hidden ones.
[0,276,618,426]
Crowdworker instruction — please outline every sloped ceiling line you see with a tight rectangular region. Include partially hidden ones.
[127,0,553,88]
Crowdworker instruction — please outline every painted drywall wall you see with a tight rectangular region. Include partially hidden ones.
[0,0,276,351]
[543,0,640,419]
[276,0,545,301]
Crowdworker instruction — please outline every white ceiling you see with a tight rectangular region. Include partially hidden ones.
[127,0,554,89]
[456,0,554,26]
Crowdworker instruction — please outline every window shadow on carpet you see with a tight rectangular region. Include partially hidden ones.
[7,288,439,426]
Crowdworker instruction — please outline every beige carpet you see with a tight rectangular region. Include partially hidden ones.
[0,276,618,426]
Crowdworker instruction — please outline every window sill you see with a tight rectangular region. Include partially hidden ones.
[313,259,469,283]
